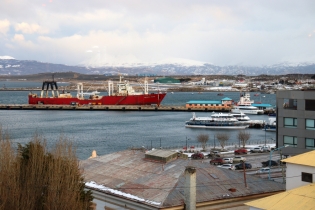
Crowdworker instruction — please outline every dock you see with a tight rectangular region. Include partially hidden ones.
[0,104,231,112]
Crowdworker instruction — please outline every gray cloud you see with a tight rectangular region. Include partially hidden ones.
[0,0,315,66]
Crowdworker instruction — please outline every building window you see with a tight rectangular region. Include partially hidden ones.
[302,172,313,183]
[306,138,315,149]
[284,118,297,128]
[283,98,297,109]
[306,119,315,130]
[284,136,297,147]
[305,100,315,111]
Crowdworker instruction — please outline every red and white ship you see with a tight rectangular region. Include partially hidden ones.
[28,77,166,106]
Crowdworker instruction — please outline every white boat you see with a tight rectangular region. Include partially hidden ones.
[185,112,249,129]
[231,105,264,115]
[232,92,265,115]
[231,112,251,121]
[263,118,276,132]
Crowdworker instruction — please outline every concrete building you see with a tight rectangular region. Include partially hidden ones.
[80,149,285,210]
[276,90,315,156]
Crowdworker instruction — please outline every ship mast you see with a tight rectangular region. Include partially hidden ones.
[40,74,59,98]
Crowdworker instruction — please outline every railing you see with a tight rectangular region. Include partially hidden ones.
[145,139,276,151]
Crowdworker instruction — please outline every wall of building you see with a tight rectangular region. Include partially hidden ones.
[286,163,315,190]
[276,90,315,156]
[185,103,231,110]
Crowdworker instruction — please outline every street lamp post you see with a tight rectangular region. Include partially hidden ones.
[186,137,190,151]
[264,125,267,146]
[268,145,289,180]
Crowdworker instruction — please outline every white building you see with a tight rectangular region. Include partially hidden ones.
[282,150,315,190]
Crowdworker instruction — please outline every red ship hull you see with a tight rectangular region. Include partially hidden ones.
[28,93,167,106]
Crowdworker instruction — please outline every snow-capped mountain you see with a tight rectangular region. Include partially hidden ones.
[0,56,314,76]
[0,56,15,60]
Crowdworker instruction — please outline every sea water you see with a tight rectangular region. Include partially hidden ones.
[0,83,276,159]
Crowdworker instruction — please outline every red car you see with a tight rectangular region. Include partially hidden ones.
[210,158,224,165]
[191,153,204,159]
[234,148,248,155]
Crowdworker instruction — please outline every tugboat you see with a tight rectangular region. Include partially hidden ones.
[28,77,166,106]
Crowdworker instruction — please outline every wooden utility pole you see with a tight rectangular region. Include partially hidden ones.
[243,161,247,188]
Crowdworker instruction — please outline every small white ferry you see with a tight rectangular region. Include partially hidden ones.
[231,112,251,121]
[231,105,264,115]
[232,92,265,115]
[185,112,249,130]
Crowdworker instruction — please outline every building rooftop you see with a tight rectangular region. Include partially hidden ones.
[80,150,285,209]
[221,97,232,100]
[282,150,315,167]
[245,183,315,210]
[186,100,221,104]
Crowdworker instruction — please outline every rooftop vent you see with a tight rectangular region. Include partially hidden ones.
[145,150,179,163]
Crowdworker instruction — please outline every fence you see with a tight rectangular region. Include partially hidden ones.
[149,139,276,151]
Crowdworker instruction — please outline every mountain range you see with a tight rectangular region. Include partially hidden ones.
[0,56,315,76]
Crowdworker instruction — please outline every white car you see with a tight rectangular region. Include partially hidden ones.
[251,147,263,153]
[223,158,234,164]
[256,168,270,174]
[261,146,271,152]
[217,164,235,170]
[233,156,246,162]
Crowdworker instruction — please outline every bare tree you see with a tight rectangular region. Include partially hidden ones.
[237,130,251,148]
[0,129,93,210]
[197,134,209,151]
[216,132,230,150]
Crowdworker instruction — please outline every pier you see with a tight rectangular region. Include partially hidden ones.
[0,104,231,112]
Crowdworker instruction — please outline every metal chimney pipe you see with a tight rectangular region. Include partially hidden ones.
[185,166,196,210]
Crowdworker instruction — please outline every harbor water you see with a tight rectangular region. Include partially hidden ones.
[0,82,276,160]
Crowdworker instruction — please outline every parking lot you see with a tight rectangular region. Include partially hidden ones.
[186,149,286,179]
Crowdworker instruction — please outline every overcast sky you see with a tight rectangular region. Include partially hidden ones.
[1,0,315,67]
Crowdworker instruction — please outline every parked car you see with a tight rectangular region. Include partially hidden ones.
[235,162,252,170]
[233,156,246,163]
[261,160,278,167]
[191,153,205,159]
[207,151,221,158]
[210,158,224,165]
[223,158,234,164]
[217,164,235,170]
[261,146,271,152]
[256,167,270,174]
[234,148,248,155]
[251,147,263,153]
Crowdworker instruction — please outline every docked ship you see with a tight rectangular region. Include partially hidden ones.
[231,105,264,115]
[185,112,249,129]
[232,92,264,115]
[231,112,251,121]
[263,118,276,132]
[28,77,166,106]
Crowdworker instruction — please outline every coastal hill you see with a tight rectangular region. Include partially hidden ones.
[1,57,315,76]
